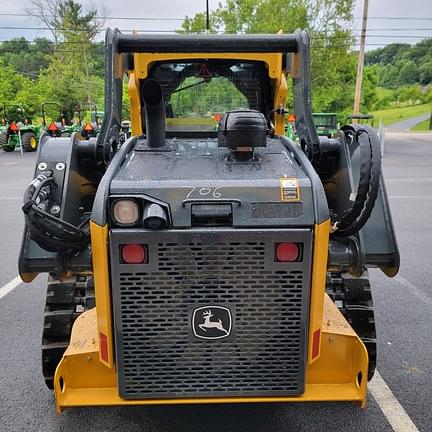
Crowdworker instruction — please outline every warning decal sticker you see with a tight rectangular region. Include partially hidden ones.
[280,177,300,201]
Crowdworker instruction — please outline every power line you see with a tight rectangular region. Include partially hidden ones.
[354,16,432,20]
[356,28,432,31]
[1,12,432,21]
[0,12,185,21]
[1,25,431,39]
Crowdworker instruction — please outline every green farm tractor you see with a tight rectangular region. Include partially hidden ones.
[75,102,102,139]
[285,112,338,140]
[41,102,79,138]
[0,104,43,152]
[312,113,338,138]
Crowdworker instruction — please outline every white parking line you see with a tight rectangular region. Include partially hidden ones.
[0,276,23,300]
[389,195,432,199]
[369,371,419,432]
[394,274,432,309]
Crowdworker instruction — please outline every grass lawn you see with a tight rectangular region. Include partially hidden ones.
[411,118,432,131]
[376,87,393,99]
[371,103,432,126]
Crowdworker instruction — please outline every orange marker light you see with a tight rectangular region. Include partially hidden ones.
[9,122,19,132]
[48,122,58,132]
[99,332,108,363]
[84,122,94,132]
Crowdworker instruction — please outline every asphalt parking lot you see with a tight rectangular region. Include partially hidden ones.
[0,131,431,431]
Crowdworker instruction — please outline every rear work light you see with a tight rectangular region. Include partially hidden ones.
[121,244,147,264]
[113,200,139,225]
[275,242,301,262]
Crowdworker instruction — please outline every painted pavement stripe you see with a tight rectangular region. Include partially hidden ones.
[369,371,419,432]
[0,276,23,300]
[395,274,432,309]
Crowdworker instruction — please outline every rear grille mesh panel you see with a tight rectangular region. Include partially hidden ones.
[111,232,311,399]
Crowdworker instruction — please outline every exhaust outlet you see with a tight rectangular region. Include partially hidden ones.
[142,79,166,148]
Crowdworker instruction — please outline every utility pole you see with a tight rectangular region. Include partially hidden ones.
[353,0,369,117]
[206,0,210,32]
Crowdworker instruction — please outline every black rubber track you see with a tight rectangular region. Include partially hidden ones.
[42,274,94,389]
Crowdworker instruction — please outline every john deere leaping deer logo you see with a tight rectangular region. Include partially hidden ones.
[199,310,228,334]
[192,305,232,340]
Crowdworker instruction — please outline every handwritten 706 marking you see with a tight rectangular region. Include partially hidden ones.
[186,186,222,200]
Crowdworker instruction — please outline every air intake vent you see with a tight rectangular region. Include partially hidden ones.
[110,229,312,399]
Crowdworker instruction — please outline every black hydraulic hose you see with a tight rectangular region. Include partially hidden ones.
[266,105,286,134]
[23,171,54,204]
[22,171,90,252]
[332,124,381,237]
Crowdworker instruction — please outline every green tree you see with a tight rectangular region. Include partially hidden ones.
[179,0,355,115]
[0,37,54,78]
[0,59,20,101]
[418,59,432,85]
[361,65,378,111]
[0,58,47,119]
[398,60,419,85]
[366,38,432,88]
[399,85,422,105]
[27,0,103,107]
[181,12,218,33]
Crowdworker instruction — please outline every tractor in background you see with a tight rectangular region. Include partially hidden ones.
[286,112,339,140]
[76,102,102,139]
[312,113,338,138]
[41,102,79,138]
[0,104,42,152]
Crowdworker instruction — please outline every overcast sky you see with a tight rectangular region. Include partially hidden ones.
[0,0,431,49]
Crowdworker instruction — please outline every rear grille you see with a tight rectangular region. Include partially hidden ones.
[110,229,312,399]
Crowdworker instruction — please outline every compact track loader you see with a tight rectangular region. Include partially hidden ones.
[19,30,399,412]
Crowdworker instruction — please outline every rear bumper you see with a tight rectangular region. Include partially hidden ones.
[54,294,368,412]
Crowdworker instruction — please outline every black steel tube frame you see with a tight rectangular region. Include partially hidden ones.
[117,33,299,53]
[96,28,319,166]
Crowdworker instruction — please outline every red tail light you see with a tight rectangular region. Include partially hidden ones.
[9,122,19,132]
[83,122,94,132]
[121,244,147,264]
[48,122,58,132]
[275,242,300,262]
